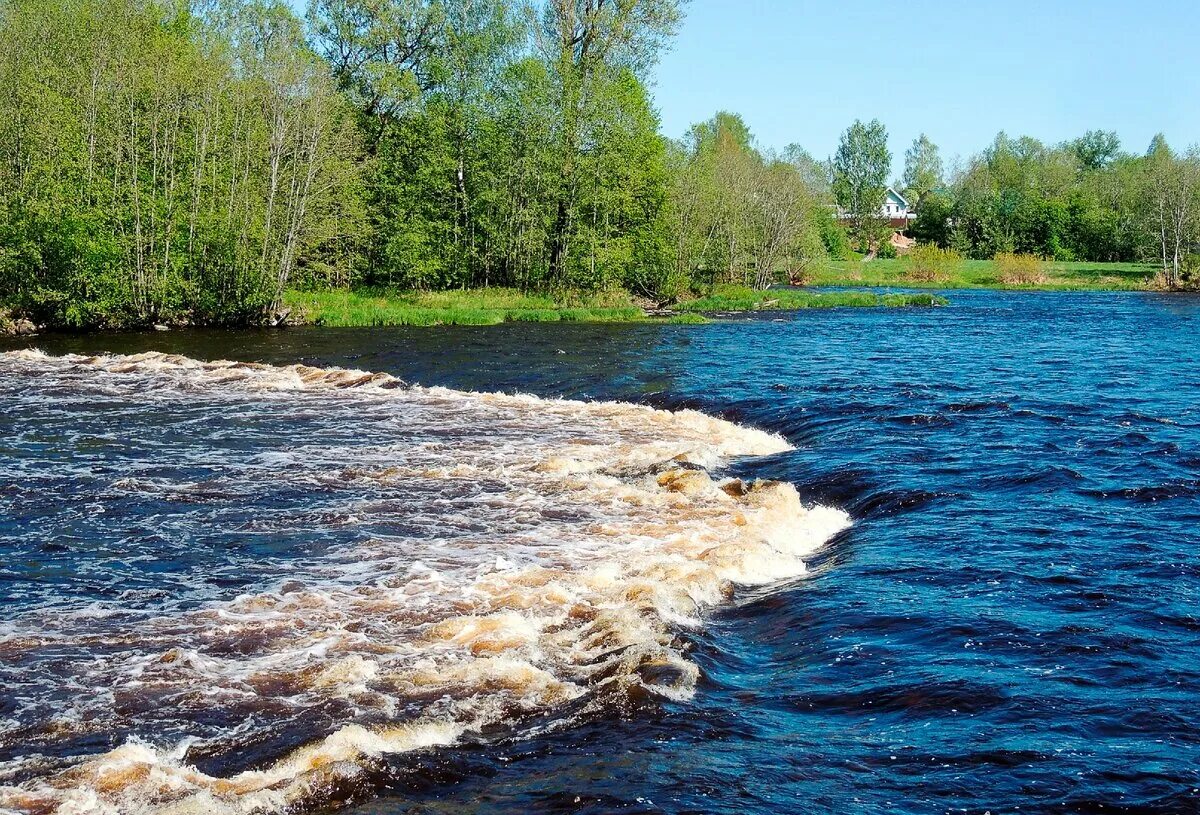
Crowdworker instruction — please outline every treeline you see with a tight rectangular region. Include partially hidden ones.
[668,112,833,295]
[0,0,705,328]
[903,130,1200,286]
[2,0,1198,329]
[0,0,360,327]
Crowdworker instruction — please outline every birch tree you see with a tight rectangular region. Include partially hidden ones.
[833,119,891,251]
[1143,137,1200,287]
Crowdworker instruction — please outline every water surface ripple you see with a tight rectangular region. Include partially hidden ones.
[2,289,1199,814]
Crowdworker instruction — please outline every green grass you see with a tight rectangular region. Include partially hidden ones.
[285,287,644,327]
[286,284,948,328]
[676,286,948,312]
[811,259,1158,291]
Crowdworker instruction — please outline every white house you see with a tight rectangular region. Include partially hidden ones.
[881,187,913,222]
[835,186,917,226]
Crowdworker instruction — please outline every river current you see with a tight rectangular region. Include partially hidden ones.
[1,289,1198,814]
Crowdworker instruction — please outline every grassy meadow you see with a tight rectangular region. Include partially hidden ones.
[285,288,647,327]
[284,258,1159,329]
[811,259,1158,291]
[285,286,948,327]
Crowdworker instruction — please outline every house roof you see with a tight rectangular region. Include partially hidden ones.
[885,187,909,207]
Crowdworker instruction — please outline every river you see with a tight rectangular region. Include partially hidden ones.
[2,289,1199,814]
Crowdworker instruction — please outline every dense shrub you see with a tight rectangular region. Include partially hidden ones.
[994,253,1047,285]
[820,220,854,260]
[1181,254,1200,285]
[906,245,963,283]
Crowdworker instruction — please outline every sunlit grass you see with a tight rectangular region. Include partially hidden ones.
[812,259,1157,291]
[677,286,947,312]
[285,288,644,327]
[286,284,950,327]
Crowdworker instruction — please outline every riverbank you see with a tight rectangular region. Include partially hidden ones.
[676,287,946,313]
[283,288,650,327]
[810,259,1160,291]
[284,287,947,327]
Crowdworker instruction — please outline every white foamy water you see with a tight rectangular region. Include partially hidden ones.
[0,350,850,814]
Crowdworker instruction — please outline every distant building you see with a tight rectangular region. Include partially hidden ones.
[836,187,917,228]
[881,187,913,225]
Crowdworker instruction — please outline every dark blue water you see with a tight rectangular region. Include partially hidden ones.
[3,289,1200,813]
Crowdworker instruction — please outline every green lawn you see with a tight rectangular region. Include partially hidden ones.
[811,259,1158,291]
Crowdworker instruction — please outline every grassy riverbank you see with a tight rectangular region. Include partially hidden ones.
[285,286,948,327]
[811,259,1159,291]
[676,287,948,312]
[285,288,648,327]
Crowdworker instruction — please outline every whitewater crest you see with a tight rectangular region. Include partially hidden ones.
[0,350,850,814]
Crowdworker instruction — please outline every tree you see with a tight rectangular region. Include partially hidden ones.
[900,133,943,202]
[935,129,1150,262]
[667,112,827,291]
[747,154,825,289]
[0,0,360,327]
[668,112,752,288]
[307,0,443,149]
[1069,129,1121,170]
[533,0,685,286]
[908,191,952,246]
[832,119,891,250]
[1142,137,1200,287]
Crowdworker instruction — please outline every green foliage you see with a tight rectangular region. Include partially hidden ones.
[7,0,1193,330]
[1182,254,1200,285]
[819,218,853,260]
[1070,130,1121,170]
[668,112,829,291]
[310,0,684,299]
[286,287,644,325]
[833,119,890,248]
[901,134,943,202]
[909,191,952,247]
[924,128,1194,272]
[882,292,946,307]
[0,0,359,328]
[816,258,1155,291]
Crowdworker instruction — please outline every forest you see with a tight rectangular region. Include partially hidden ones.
[1,0,1198,329]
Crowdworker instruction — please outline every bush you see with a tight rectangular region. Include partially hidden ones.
[906,244,963,283]
[1181,254,1200,285]
[994,253,1046,285]
[882,292,948,307]
[876,239,898,259]
[820,220,853,260]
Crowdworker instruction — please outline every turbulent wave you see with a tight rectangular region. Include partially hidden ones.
[0,350,849,815]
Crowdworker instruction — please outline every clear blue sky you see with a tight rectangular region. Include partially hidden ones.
[652,0,1200,179]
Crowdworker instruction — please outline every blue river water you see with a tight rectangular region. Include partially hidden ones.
[2,289,1199,814]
